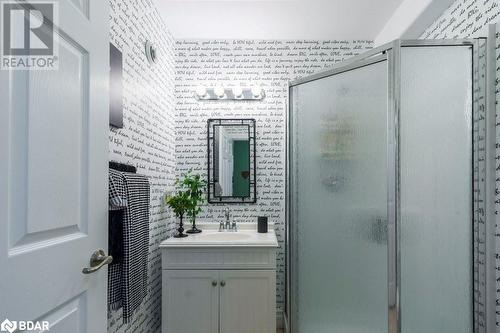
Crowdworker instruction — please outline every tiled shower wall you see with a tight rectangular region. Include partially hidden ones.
[108,0,177,332]
[420,0,500,329]
[174,39,373,315]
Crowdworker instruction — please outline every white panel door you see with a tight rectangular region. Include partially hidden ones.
[162,270,219,333]
[0,0,109,332]
[219,270,276,333]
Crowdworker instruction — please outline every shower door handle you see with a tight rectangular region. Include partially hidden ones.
[387,210,397,332]
[388,221,396,305]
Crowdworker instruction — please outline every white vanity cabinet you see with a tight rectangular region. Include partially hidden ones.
[218,270,276,333]
[162,270,220,333]
[160,229,278,333]
[163,269,276,333]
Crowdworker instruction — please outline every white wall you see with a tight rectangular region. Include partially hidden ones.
[375,0,457,45]
[155,0,403,40]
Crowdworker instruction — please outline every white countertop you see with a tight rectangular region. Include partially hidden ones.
[160,222,279,248]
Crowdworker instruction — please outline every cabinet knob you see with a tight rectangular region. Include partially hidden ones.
[220,280,226,287]
[212,280,217,287]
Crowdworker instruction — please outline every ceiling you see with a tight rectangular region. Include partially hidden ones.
[154,0,405,40]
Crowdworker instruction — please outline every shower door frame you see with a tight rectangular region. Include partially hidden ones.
[287,37,496,333]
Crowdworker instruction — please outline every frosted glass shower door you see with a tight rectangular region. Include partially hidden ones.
[291,58,389,333]
[400,45,473,333]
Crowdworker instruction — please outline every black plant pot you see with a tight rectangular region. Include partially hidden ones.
[174,215,188,238]
[186,217,202,234]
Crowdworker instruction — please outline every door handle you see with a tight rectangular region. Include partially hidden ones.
[82,249,113,274]
[220,280,226,287]
[212,280,218,287]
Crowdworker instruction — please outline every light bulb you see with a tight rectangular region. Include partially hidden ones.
[195,85,207,98]
[232,86,243,98]
[251,85,262,98]
[214,86,225,98]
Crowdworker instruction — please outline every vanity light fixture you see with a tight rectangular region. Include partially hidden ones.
[193,85,265,101]
[232,86,243,99]
[251,85,262,98]
[214,86,226,99]
[195,85,207,99]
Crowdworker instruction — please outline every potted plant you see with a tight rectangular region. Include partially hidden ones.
[165,190,191,238]
[179,170,206,234]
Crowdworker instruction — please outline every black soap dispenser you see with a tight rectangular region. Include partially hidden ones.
[257,216,268,233]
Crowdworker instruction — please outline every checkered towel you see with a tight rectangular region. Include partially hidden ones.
[108,168,150,323]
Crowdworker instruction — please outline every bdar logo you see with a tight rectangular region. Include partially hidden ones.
[0,319,17,333]
[0,318,49,332]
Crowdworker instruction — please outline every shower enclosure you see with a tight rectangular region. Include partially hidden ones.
[287,36,496,333]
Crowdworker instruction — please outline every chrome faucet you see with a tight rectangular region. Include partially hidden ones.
[219,208,237,232]
[224,207,231,230]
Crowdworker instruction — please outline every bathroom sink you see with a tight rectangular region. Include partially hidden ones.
[197,232,252,241]
[160,222,278,248]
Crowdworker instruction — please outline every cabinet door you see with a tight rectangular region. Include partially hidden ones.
[219,270,276,333]
[163,270,219,333]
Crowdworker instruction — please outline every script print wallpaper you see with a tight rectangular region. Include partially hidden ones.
[108,0,177,332]
[174,39,374,316]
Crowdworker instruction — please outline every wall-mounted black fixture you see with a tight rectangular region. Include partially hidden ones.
[109,43,123,128]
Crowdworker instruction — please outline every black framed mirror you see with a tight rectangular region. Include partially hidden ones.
[207,119,256,203]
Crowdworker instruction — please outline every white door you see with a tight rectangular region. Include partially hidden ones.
[219,270,276,333]
[0,0,109,332]
[162,270,219,333]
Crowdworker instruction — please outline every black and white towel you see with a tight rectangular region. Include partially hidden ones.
[108,168,150,323]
